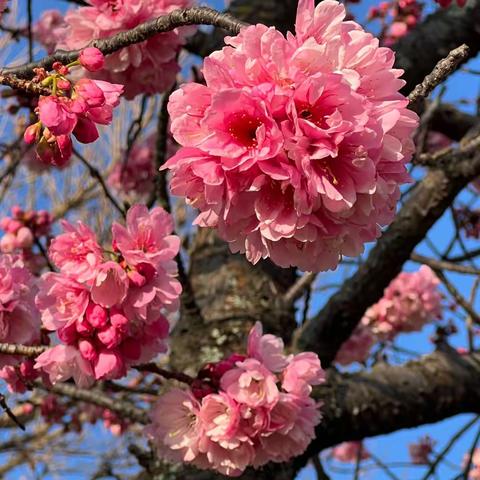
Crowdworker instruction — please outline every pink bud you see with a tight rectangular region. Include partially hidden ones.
[24,123,40,144]
[16,227,34,248]
[97,325,123,349]
[79,339,98,361]
[79,47,105,72]
[57,323,79,344]
[11,206,23,217]
[57,79,71,91]
[19,360,36,380]
[85,302,108,328]
[0,233,17,253]
[110,312,128,333]
[6,219,22,234]
[76,315,94,335]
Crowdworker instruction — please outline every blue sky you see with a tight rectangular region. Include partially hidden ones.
[2,0,480,478]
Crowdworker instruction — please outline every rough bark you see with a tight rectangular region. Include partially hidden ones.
[170,229,296,374]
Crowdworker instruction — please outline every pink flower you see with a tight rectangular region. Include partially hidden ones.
[332,441,370,463]
[247,321,289,372]
[35,344,94,388]
[164,0,417,272]
[198,393,240,446]
[255,395,321,466]
[57,0,196,99]
[282,352,325,395]
[409,435,435,465]
[85,80,123,125]
[35,130,72,167]
[335,324,376,365]
[38,96,77,136]
[0,254,40,367]
[220,358,279,408]
[147,388,203,463]
[79,47,105,72]
[362,266,442,340]
[91,261,129,308]
[112,204,180,267]
[33,10,66,54]
[49,220,103,284]
[35,273,90,330]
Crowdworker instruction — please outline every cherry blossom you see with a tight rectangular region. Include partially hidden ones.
[164,0,418,272]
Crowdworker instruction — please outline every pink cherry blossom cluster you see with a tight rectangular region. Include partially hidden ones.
[56,0,196,99]
[34,204,182,387]
[409,435,435,465]
[24,48,123,168]
[0,207,52,274]
[331,441,370,463]
[164,0,418,272]
[147,322,325,476]
[336,266,442,365]
[0,254,41,383]
[368,0,423,46]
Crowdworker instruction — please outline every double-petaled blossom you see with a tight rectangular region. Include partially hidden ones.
[147,322,324,476]
[34,204,181,385]
[362,265,442,340]
[334,266,442,365]
[0,255,40,372]
[163,0,418,272]
[56,0,196,99]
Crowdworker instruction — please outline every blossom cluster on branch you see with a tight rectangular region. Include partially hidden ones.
[23,48,123,168]
[147,322,325,476]
[33,204,181,387]
[335,265,442,365]
[53,0,196,99]
[164,0,418,272]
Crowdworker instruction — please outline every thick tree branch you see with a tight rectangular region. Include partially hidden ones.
[289,348,480,476]
[1,7,248,78]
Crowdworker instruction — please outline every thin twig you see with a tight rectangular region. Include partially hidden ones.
[411,253,480,275]
[421,416,479,480]
[73,148,126,218]
[434,269,480,325]
[408,44,470,112]
[35,381,149,424]
[0,394,25,431]
[284,272,317,306]
[134,363,195,385]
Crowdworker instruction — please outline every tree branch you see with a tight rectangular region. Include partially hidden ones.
[1,7,248,78]
[289,348,480,476]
